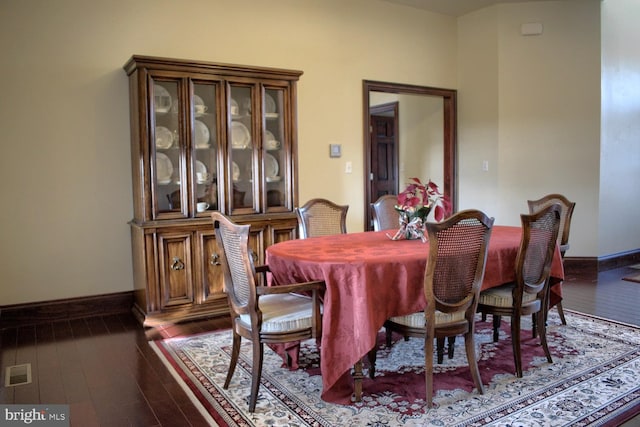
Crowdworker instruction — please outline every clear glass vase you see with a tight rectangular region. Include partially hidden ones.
[392,206,430,241]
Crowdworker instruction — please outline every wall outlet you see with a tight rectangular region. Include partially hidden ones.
[482,160,489,171]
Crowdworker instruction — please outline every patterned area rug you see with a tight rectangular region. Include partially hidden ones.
[622,273,640,283]
[150,311,640,426]
[623,264,640,283]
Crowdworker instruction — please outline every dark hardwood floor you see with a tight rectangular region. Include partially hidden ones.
[1,265,639,426]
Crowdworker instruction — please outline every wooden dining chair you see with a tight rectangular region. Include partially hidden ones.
[211,212,325,412]
[295,198,348,238]
[371,194,399,231]
[527,194,575,325]
[377,210,494,408]
[477,204,561,378]
[373,193,451,362]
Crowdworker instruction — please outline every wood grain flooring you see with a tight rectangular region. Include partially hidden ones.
[1,265,638,426]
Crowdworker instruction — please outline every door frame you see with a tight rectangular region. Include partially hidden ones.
[368,102,399,229]
[363,80,457,231]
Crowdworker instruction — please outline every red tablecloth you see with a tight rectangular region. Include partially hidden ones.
[265,226,564,404]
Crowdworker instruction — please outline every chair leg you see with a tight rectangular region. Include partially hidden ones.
[511,315,523,378]
[436,337,445,364]
[555,301,567,325]
[537,311,553,364]
[385,326,392,347]
[447,336,456,359]
[224,332,241,389]
[385,327,409,348]
[248,342,264,412]
[464,331,484,395]
[425,331,435,408]
[492,314,501,342]
[535,301,565,338]
[367,347,377,379]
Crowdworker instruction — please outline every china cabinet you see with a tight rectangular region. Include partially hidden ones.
[124,55,302,325]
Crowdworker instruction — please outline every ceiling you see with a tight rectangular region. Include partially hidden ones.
[380,0,551,16]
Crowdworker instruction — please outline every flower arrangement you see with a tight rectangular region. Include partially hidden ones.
[396,177,451,222]
[390,177,451,241]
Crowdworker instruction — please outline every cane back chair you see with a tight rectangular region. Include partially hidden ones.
[212,212,325,412]
[371,194,399,231]
[527,193,575,325]
[295,198,348,238]
[477,204,561,378]
[378,209,494,408]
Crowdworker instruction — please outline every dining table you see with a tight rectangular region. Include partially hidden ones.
[265,226,564,405]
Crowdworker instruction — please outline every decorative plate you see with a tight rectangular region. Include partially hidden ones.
[230,98,240,117]
[195,160,208,183]
[194,120,210,148]
[265,93,276,114]
[194,95,208,116]
[232,161,240,182]
[154,84,172,113]
[156,153,173,183]
[155,126,173,149]
[265,130,276,143]
[265,153,279,178]
[195,160,207,175]
[265,131,280,150]
[231,122,251,149]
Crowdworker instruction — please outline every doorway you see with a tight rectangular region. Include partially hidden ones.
[369,102,399,211]
[363,80,457,231]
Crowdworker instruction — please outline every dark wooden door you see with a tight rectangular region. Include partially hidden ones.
[371,114,397,201]
[365,100,399,230]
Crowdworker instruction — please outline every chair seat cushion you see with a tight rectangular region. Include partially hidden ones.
[389,309,465,328]
[239,293,321,333]
[479,283,537,307]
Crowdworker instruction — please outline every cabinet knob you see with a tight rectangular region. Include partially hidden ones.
[171,256,185,271]
[210,253,221,266]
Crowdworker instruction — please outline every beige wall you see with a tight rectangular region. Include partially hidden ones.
[399,94,444,189]
[600,0,640,256]
[369,91,444,193]
[0,0,456,305]
[458,0,602,256]
[1,0,637,306]
[457,6,501,215]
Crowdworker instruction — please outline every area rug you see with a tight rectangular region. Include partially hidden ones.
[150,311,640,426]
[622,273,640,283]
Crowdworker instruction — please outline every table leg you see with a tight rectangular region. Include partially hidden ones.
[352,361,364,402]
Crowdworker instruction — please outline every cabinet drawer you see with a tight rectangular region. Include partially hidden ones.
[196,229,225,304]
[157,231,194,308]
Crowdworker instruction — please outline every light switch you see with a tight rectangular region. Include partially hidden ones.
[345,161,352,174]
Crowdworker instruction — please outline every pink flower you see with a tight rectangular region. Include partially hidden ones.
[396,178,451,222]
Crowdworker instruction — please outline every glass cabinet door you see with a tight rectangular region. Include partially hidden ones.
[264,87,287,211]
[152,78,221,218]
[152,79,183,217]
[229,84,256,213]
[192,82,219,216]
